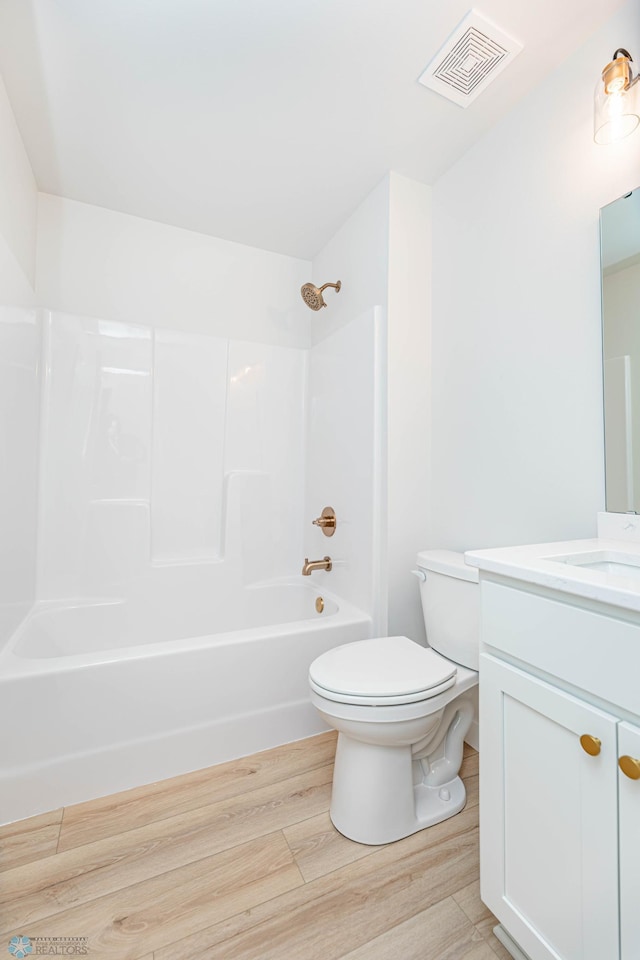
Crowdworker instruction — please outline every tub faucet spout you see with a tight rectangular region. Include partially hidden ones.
[302,556,332,576]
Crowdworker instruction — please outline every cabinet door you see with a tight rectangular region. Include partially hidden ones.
[619,721,640,960]
[481,654,619,960]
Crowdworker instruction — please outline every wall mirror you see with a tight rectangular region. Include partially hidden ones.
[601,186,640,512]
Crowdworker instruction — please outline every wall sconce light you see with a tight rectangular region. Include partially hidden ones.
[594,48,640,144]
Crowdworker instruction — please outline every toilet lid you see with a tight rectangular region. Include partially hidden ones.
[309,636,457,705]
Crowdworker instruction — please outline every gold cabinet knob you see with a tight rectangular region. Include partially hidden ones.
[619,755,640,780]
[580,734,602,756]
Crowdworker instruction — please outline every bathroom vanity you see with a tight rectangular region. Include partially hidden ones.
[467,525,640,960]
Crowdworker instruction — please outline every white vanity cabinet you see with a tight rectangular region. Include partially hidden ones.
[619,721,640,960]
[478,579,640,960]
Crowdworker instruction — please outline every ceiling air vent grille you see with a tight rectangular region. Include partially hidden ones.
[418,10,522,108]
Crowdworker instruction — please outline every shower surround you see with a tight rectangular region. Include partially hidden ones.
[36,311,306,599]
[0,305,379,823]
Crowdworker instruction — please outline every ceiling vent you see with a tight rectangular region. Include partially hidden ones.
[418,10,522,108]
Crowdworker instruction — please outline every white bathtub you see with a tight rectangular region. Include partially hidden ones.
[0,581,371,824]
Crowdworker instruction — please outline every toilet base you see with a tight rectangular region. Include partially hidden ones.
[330,772,466,845]
[328,730,469,845]
[413,773,467,832]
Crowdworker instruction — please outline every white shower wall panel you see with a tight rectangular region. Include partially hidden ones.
[304,308,384,627]
[0,307,40,644]
[226,340,306,582]
[38,312,152,600]
[37,311,307,604]
[152,330,228,561]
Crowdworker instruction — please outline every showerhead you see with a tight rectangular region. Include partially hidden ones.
[300,280,341,311]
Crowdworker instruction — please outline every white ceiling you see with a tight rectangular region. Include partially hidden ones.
[0,0,628,260]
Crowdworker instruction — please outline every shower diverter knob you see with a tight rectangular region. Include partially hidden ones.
[312,507,337,536]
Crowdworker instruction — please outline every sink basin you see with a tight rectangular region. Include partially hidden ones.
[545,550,640,579]
[466,536,640,614]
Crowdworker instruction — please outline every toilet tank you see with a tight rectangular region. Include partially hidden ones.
[415,550,480,671]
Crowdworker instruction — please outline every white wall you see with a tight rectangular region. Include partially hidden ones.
[430,0,640,554]
[308,173,432,641]
[0,234,36,306]
[0,308,40,644]
[0,73,38,647]
[0,74,37,300]
[387,174,431,642]
[29,196,313,614]
[310,177,390,347]
[36,194,311,347]
[307,178,389,629]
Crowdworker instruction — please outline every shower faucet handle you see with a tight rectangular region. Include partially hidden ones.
[312,506,337,537]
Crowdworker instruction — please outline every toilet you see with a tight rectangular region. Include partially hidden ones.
[308,550,479,845]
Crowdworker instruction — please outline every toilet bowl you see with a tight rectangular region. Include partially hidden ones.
[308,550,479,845]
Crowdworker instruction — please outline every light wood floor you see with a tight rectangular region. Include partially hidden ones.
[0,732,508,960]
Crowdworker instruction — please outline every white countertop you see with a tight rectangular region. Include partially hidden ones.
[465,538,640,613]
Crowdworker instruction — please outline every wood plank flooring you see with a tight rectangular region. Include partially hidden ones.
[0,732,508,960]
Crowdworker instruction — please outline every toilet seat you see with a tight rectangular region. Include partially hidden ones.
[309,635,457,706]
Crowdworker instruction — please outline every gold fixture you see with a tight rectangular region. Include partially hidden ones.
[312,506,337,537]
[300,281,342,311]
[619,755,640,780]
[302,556,332,576]
[315,596,325,614]
[580,734,602,756]
[603,54,632,95]
[594,48,640,144]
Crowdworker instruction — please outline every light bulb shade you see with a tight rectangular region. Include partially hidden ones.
[594,53,640,144]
